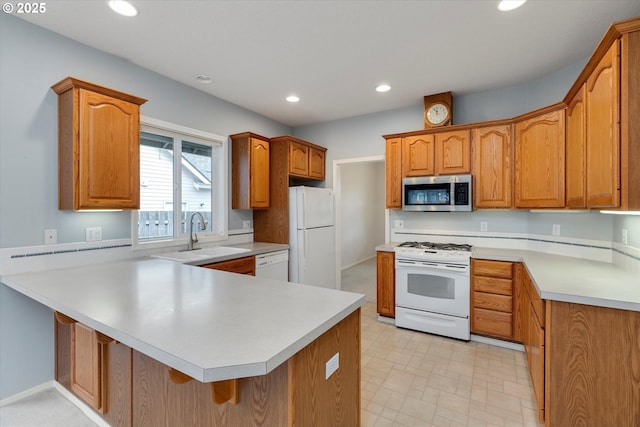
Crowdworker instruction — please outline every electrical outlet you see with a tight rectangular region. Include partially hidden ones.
[85,227,102,242]
[325,352,339,380]
[243,220,251,229]
[394,220,404,229]
[552,224,561,236]
[480,221,488,232]
[622,229,628,245]
[44,229,57,245]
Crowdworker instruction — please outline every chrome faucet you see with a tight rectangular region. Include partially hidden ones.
[187,212,206,251]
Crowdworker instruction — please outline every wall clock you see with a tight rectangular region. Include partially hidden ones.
[424,92,452,129]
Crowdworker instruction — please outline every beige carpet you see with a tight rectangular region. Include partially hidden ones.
[0,387,98,427]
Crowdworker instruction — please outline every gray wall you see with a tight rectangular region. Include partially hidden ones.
[0,14,291,250]
[0,14,291,400]
[339,161,385,269]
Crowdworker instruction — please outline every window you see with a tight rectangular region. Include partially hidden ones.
[133,116,227,248]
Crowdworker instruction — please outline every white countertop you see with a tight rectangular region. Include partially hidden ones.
[1,258,365,382]
[376,243,639,312]
[472,247,639,312]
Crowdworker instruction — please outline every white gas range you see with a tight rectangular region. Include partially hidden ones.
[394,241,472,341]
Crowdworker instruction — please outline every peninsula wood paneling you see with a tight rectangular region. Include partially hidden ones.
[132,351,289,426]
[289,309,361,427]
[546,301,640,427]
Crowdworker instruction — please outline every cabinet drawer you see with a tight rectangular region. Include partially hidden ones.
[472,308,513,339]
[473,276,513,296]
[201,256,256,276]
[473,259,513,279]
[473,291,512,313]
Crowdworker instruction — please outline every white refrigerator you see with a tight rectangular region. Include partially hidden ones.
[289,186,336,289]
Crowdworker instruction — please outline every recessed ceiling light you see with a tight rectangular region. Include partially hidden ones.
[497,0,527,11]
[107,0,138,17]
[194,74,213,84]
[376,84,391,93]
[286,95,300,103]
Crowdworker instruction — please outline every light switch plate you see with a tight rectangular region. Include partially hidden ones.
[622,229,628,245]
[394,220,404,229]
[552,224,561,236]
[480,221,488,232]
[325,352,339,380]
[86,227,102,242]
[243,220,251,229]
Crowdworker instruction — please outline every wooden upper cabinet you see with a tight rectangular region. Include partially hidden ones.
[565,85,587,208]
[514,108,566,208]
[308,147,325,179]
[289,141,310,177]
[52,77,146,210]
[435,129,471,175]
[402,134,435,177]
[472,125,513,208]
[231,132,270,209]
[385,138,403,209]
[586,40,620,208]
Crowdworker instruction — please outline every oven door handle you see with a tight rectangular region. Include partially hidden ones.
[396,260,469,273]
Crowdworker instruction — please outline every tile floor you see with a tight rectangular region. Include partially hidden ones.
[343,257,542,427]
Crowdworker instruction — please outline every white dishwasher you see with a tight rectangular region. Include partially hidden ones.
[255,250,289,281]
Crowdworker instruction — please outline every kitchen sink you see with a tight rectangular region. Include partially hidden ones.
[152,246,250,263]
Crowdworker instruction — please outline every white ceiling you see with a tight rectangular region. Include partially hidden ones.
[16,1,640,127]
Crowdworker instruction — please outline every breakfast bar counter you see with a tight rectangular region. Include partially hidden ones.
[1,258,365,426]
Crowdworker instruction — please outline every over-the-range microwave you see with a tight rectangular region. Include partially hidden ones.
[402,174,472,212]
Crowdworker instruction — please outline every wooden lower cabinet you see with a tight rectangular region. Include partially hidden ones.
[201,255,256,276]
[470,259,514,340]
[56,309,361,427]
[376,251,395,318]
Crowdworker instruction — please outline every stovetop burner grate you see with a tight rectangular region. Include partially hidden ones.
[397,241,472,252]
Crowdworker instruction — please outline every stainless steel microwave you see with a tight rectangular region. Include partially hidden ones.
[402,175,472,212]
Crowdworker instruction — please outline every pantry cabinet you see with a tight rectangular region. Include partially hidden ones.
[514,108,566,208]
[434,129,471,175]
[51,77,147,210]
[385,138,403,209]
[470,259,514,340]
[471,125,513,208]
[253,136,327,244]
[231,132,270,209]
[201,255,256,276]
[376,251,395,318]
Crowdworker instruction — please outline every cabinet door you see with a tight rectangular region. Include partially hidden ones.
[472,125,512,208]
[586,40,620,208]
[289,142,309,176]
[514,110,565,208]
[435,130,471,175]
[385,138,402,209]
[528,301,545,423]
[308,147,325,179]
[376,251,395,317]
[201,255,256,276]
[402,135,435,177]
[250,138,270,208]
[565,85,587,208]
[78,89,140,209]
[71,323,107,412]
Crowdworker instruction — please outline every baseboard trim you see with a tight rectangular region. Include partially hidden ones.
[0,381,55,406]
[52,382,110,427]
[376,315,395,325]
[470,334,524,352]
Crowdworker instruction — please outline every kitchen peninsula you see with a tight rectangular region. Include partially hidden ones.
[1,259,365,426]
